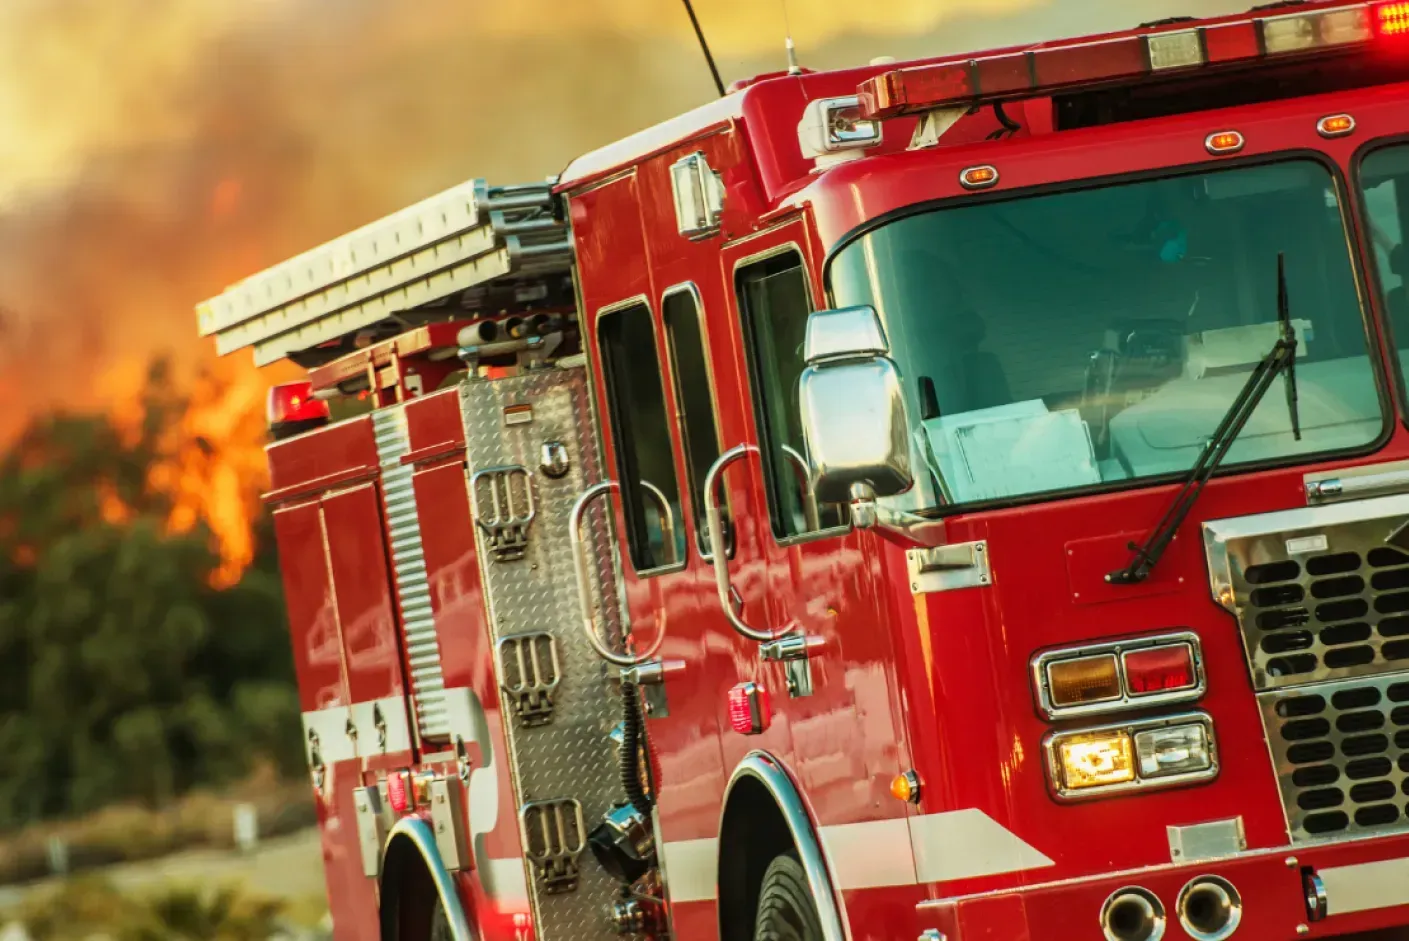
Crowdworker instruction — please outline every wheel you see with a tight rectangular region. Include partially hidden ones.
[429,898,454,941]
[753,851,824,941]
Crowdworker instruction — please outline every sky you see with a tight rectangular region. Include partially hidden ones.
[0,0,1253,435]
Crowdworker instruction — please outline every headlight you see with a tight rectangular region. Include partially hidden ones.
[1046,713,1217,800]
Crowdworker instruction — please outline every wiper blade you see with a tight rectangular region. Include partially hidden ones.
[1109,253,1300,585]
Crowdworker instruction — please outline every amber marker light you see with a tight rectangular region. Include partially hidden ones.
[960,165,1000,190]
[1046,653,1122,708]
[1317,114,1356,139]
[891,770,922,804]
[1206,131,1245,155]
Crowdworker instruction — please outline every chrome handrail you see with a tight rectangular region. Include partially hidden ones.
[780,443,821,533]
[704,444,797,643]
[568,480,677,666]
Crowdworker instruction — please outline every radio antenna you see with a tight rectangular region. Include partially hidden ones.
[781,0,802,74]
[680,0,726,97]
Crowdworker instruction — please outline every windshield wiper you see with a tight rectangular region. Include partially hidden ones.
[1108,253,1302,585]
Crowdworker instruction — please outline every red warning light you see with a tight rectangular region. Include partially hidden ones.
[1377,1,1409,36]
[727,682,771,735]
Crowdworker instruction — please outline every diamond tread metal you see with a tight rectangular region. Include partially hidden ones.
[372,406,449,740]
[460,366,624,941]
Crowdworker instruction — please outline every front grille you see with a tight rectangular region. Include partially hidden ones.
[1205,495,1409,691]
[1262,674,1409,843]
[1240,545,1409,687]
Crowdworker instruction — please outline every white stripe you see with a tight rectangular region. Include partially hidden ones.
[349,696,414,755]
[662,838,719,903]
[302,705,355,764]
[1321,856,1409,915]
[660,810,1053,901]
[909,809,1055,883]
[481,857,529,906]
[820,818,918,888]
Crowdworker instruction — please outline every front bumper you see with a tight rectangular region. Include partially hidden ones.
[917,832,1409,940]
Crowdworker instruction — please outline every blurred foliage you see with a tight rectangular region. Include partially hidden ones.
[0,361,303,830]
[5,876,324,941]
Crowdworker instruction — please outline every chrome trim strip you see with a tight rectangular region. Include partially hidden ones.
[1042,711,1219,802]
[382,816,476,941]
[1320,855,1409,915]
[1031,631,1206,720]
[722,753,847,941]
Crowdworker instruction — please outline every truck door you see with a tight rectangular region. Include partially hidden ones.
[714,219,915,893]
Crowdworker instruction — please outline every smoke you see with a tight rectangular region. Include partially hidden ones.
[0,0,1250,442]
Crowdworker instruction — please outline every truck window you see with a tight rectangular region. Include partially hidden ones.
[1359,143,1409,404]
[662,287,724,554]
[736,249,845,540]
[596,301,686,572]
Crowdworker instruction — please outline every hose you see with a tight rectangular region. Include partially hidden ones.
[619,682,653,818]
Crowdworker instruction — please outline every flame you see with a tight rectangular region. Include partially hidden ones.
[148,361,276,588]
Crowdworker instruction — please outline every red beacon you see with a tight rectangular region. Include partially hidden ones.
[265,380,330,440]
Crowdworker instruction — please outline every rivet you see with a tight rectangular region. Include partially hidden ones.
[1296,926,1309,936]
[1286,856,1299,868]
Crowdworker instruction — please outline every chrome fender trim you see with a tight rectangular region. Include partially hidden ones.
[722,752,848,941]
[382,815,475,941]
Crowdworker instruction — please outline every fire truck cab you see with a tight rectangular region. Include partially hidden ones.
[199,3,1409,939]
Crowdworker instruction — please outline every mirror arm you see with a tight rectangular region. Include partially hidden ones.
[848,482,946,549]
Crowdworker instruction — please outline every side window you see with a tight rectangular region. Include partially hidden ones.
[735,249,845,540]
[1361,144,1409,401]
[662,288,725,553]
[597,302,686,572]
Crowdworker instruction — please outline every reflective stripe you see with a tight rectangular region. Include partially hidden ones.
[1322,856,1409,915]
[481,857,529,906]
[302,696,414,764]
[661,810,1054,901]
[662,838,720,903]
[910,809,1055,883]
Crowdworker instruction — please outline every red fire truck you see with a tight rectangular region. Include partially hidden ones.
[196,2,1409,939]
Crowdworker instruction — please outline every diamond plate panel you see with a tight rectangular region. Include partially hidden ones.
[460,366,625,941]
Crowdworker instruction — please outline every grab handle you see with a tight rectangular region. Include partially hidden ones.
[703,445,797,643]
[569,480,677,666]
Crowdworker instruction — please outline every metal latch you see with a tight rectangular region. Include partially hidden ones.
[521,798,586,893]
[352,785,387,878]
[906,540,991,594]
[759,633,824,698]
[471,465,536,561]
[429,777,473,872]
[619,660,685,718]
[498,632,561,726]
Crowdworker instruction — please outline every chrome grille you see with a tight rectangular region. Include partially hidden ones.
[373,407,449,740]
[1261,674,1409,843]
[1204,494,1409,690]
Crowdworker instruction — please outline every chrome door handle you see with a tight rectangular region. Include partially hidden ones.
[703,445,797,643]
[568,480,677,666]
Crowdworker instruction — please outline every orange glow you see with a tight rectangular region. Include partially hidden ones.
[97,481,134,526]
[960,165,1000,190]
[1205,131,1245,154]
[1378,2,1409,36]
[1317,114,1356,138]
[890,771,921,803]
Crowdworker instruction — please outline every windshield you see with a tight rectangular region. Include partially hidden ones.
[829,159,1383,508]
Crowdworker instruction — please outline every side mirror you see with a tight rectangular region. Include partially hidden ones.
[798,306,914,515]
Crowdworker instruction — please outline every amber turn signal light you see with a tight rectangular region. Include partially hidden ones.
[1046,654,1122,708]
[891,770,921,804]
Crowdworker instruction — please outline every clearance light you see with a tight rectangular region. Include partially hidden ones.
[1147,30,1205,71]
[1032,631,1205,719]
[890,770,922,804]
[727,682,771,735]
[1318,113,1358,138]
[1045,714,1217,800]
[960,165,1000,190]
[1047,654,1122,707]
[1205,131,1245,155]
[1376,2,1409,36]
[387,771,411,814]
[1123,644,1197,695]
[267,380,331,440]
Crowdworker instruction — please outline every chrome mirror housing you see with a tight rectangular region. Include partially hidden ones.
[798,306,914,508]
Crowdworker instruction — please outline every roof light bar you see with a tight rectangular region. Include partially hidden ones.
[859,2,1382,120]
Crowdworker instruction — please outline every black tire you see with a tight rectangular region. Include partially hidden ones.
[429,898,454,941]
[753,852,824,941]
